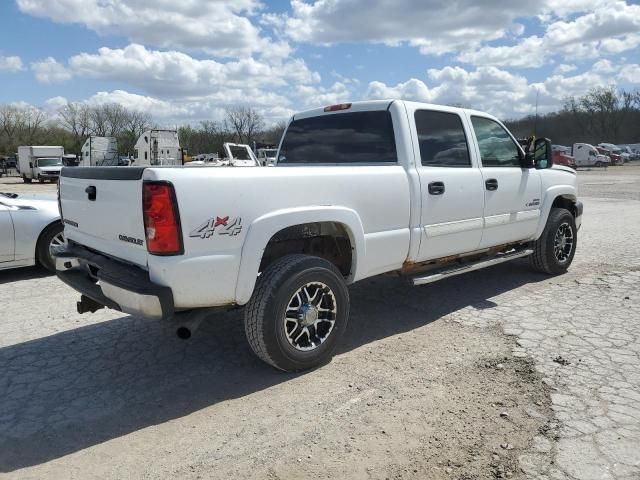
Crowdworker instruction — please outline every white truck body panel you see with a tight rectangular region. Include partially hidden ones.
[58,100,579,313]
[133,130,182,166]
[80,136,119,166]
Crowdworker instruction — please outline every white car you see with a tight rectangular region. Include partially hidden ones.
[0,192,64,272]
[56,100,582,372]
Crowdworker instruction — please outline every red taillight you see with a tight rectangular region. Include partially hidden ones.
[143,181,183,255]
[324,103,352,112]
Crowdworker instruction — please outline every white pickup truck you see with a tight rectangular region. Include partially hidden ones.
[55,100,582,372]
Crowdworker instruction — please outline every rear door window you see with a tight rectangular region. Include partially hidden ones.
[278,111,397,165]
[415,110,471,167]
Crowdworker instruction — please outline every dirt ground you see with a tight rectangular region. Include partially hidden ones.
[1,165,639,479]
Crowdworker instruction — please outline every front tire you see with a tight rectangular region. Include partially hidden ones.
[37,222,65,272]
[244,255,350,372]
[529,208,577,275]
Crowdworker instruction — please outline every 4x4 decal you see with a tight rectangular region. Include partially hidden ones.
[190,216,243,239]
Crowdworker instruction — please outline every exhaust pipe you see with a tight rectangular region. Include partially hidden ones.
[174,309,209,339]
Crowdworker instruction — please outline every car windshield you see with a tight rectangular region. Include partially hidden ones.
[37,157,62,167]
[262,149,277,157]
[229,146,252,160]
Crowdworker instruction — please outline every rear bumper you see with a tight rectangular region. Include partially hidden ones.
[55,243,174,320]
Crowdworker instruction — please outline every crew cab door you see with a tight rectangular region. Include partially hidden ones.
[412,108,485,261]
[468,115,541,248]
[0,204,15,262]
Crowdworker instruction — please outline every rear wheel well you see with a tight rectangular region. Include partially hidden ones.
[260,222,353,277]
[551,196,577,217]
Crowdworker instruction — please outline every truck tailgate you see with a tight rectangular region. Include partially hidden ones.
[59,167,148,267]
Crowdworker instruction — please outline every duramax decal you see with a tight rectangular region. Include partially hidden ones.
[526,199,541,207]
[190,216,243,239]
[63,219,79,228]
[119,234,144,246]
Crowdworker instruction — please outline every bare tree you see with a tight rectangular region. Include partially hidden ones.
[59,102,92,145]
[224,106,264,144]
[0,105,25,139]
[22,106,47,144]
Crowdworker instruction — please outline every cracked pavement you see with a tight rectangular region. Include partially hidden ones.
[1,166,640,479]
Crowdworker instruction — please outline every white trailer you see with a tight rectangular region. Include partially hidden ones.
[133,129,182,166]
[17,146,64,183]
[572,143,610,168]
[80,136,119,166]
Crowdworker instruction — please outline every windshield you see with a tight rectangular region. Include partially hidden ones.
[229,146,252,160]
[262,149,277,157]
[36,157,62,167]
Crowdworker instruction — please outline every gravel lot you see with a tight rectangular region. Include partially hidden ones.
[1,166,639,479]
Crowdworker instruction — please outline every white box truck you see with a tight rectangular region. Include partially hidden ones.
[80,136,119,166]
[17,146,64,183]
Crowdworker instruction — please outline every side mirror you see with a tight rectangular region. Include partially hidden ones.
[29,162,33,168]
[533,138,552,169]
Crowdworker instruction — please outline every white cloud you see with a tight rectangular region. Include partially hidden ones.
[0,55,24,72]
[276,0,639,70]
[280,0,544,56]
[457,37,546,68]
[619,64,640,83]
[460,1,640,67]
[553,64,577,74]
[16,0,278,57]
[31,57,72,83]
[365,64,617,119]
[592,59,616,73]
[67,44,320,98]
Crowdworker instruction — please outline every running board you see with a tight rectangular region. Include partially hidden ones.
[411,249,534,286]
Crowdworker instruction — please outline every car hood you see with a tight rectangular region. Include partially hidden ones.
[38,166,62,172]
[552,165,576,174]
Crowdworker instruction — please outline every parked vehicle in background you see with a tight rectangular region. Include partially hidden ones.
[80,136,119,166]
[621,146,640,160]
[597,144,623,165]
[257,148,278,166]
[572,143,610,168]
[56,100,582,372]
[551,145,576,169]
[63,154,79,167]
[619,144,640,160]
[224,143,260,167]
[17,146,64,183]
[0,192,64,272]
[133,129,183,166]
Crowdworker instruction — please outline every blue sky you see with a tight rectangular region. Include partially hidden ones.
[0,0,639,124]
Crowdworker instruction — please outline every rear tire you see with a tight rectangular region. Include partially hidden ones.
[244,255,350,372]
[529,208,576,275]
[23,175,32,184]
[37,222,65,272]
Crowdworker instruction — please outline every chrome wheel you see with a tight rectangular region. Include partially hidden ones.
[49,232,65,256]
[554,222,574,263]
[284,282,337,352]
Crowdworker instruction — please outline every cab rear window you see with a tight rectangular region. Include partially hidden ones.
[278,111,397,165]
